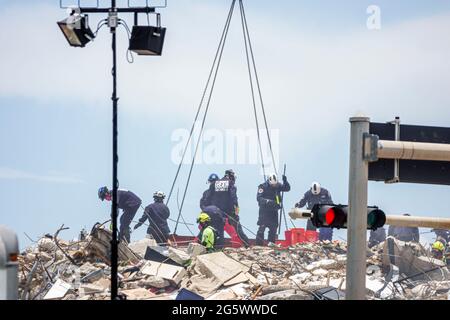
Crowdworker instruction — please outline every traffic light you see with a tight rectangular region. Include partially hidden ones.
[366,207,386,230]
[311,204,347,228]
[310,204,385,230]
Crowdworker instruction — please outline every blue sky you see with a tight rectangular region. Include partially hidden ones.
[1,0,450,248]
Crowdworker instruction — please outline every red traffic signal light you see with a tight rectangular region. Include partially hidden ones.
[311,204,347,229]
[311,204,385,230]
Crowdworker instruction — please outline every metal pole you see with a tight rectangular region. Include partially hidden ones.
[377,140,450,162]
[385,215,450,229]
[110,0,119,301]
[346,116,370,300]
[277,164,287,235]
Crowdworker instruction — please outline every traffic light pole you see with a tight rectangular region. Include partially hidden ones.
[346,116,370,300]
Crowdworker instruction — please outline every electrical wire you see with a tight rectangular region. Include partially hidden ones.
[94,19,108,37]
[118,19,135,64]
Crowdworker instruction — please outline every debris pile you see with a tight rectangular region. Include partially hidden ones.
[18,225,450,300]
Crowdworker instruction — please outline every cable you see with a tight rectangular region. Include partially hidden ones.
[238,0,266,178]
[94,19,108,37]
[118,19,135,64]
[175,188,196,237]
[165,0,237,206]
[173,0,237,234]
[240,0,278,176]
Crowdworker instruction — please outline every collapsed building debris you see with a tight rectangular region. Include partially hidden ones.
[17,224,450,300]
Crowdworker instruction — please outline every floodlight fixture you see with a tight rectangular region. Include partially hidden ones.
[57,13,95,48]
[129,14,166,56]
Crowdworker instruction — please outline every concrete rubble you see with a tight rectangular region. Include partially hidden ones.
[17,225,450,300]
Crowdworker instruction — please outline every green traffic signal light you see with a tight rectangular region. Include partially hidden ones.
[367,207,386,230]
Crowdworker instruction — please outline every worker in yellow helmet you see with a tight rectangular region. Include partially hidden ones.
[197,212,217,252]
[431,239,446,262]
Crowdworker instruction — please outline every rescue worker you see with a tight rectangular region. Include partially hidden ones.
[201,205,226,248]
[204,169,250,247]
[432,229,450,243]
[256,173,291,246]
[431,238,447,263]
[368,227,386,248]
[387,214,420,243]
[98,186,141,243]
[200,173,219,211]
[295,182,334,241]
[197,213,217,252]
[134,191,170,245]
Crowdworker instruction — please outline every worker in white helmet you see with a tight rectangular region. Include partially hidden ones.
[295,182,334,241]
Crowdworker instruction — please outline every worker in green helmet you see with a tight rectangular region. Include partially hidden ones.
[197,212,217,252]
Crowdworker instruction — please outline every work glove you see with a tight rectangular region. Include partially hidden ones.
[282,175,288,183]
[134,222,143,230]
[234,206,240,216]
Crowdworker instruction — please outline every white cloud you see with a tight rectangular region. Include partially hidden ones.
[0,167,85,184]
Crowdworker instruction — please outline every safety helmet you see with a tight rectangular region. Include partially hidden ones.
[268,173,278,186]
[98,186,109,201]
[208,173,219,183]
[432,240,445,252]
[153,191,166,200]
[311,182,321,195]
[225,169,236,180]
[197,212,211,224]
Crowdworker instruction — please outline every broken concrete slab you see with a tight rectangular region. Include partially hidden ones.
[128,238,157,257]
[80,283,107,295]
[305,259,338,272]
[43,279,72,300]
[168,247,191,266]
[138,276,170,289]
[122,288,155,300]
[81,269,105,283]
[187,243,206,257]
[195,252,250,285]
[258,289,313,300]
[206,288,237,300]
[141,261,186,285]
[79,262,100,276]
[366,276,393,299]
[312,269,329,277]
[185,274,223,296]
[289,272,311,284]
[383,238,449,280]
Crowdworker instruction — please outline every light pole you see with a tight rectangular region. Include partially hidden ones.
[57,0,166,300]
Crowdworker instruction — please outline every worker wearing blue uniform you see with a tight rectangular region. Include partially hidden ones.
[295,182,334,241]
